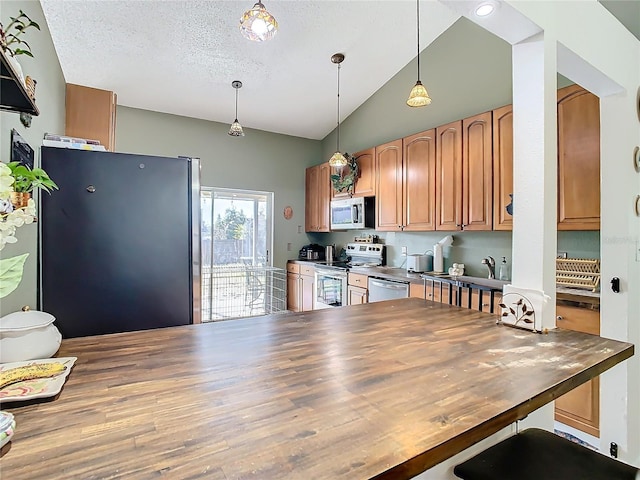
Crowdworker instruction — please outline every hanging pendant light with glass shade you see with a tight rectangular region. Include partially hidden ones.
[406,0,432,107]
[329,53,348,168]
[240,1,278,42]
[228,81,245,137]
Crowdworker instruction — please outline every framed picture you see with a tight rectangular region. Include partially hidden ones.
[11,129,34,169]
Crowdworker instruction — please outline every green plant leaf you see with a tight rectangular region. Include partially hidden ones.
[0,253,29,299]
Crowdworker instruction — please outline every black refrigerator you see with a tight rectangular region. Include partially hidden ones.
[39,147,201,338]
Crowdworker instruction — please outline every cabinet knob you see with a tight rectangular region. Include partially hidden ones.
[557,315,564,320]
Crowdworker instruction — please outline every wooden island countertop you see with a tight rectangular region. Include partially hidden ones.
[0,298,633,479]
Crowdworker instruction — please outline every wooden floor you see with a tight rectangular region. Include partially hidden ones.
[0,298,633,479]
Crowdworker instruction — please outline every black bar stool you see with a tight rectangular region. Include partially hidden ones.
[454,428,639,480]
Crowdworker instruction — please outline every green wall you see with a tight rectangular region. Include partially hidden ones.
[0,0,66,316]
[115,107,322,270]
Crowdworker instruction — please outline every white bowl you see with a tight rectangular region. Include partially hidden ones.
[0,411,15,449]
[0,309,62,363]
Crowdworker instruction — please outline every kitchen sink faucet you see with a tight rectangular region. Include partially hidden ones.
[481,256,496,279]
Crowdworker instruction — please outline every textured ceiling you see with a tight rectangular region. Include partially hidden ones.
[40,0,639,141]
[41,1,458,140]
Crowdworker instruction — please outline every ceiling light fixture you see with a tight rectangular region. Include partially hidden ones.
[329,53,348,169]
[228,81,245,137]
[240,1,278,42]
[474,1,496,17]
[406,0,432,108]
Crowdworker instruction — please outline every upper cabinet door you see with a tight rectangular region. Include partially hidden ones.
[331,147,376,199]
[353,148,376,197]
[436,120,463,231]
[317,162,331,232]
[375,139,403,231]
[65,83,117,151]
[492,105,514,231]
[462,111,493,231]
[305,165,318,232]
[557,85,600,230]
[305,163,331,232]
[403,129,436,231]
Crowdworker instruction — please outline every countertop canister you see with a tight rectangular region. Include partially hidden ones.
[0,308,62,363]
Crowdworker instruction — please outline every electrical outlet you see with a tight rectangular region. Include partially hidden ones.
[401,246,408,256]
[557,251,568,259]
[287,242,292,251]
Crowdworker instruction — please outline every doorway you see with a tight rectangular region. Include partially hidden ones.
[200,188,285,321]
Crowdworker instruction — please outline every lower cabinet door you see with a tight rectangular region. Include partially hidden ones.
[347,285,368,305]
[554,304,600,437]
[287,273,301,312]
[555,377,600,438]
[301,273,315,311]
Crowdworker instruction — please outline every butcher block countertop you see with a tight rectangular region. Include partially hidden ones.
[1,299,633,479]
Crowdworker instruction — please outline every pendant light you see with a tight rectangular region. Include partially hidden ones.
[228,81,245,137]
[240,1,278,42]
[329,53,348,168]
[406,0,432,107]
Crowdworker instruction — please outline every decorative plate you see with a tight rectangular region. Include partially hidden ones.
[0,357,77,402]
[634,146,640,172]
[283,206,293,220]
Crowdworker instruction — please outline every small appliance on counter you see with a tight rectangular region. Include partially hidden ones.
[298,243,325,261]
[325,244,336,263]
[433,235,454,273]
[407,254,433,273]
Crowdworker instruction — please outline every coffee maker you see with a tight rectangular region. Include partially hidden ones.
[298,244,325,260]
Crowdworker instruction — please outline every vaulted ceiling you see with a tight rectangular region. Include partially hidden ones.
[40,0,640,141]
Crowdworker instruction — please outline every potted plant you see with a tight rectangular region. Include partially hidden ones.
[0,10,40,84]
[7,162,58,208]
[0,10,40,57]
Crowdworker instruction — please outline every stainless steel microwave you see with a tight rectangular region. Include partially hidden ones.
[330,197,375,230]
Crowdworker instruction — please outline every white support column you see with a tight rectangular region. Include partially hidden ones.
[511,32,557,331]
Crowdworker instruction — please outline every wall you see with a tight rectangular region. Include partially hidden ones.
[115,106,322,270]
[0,0,66,316]
[316,17,598,276]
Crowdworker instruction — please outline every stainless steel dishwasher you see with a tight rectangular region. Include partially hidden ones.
[367,277,409,302]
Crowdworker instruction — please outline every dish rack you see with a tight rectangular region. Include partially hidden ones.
[556,258,600,292]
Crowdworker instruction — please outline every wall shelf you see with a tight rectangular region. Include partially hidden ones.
[0,48,39,116]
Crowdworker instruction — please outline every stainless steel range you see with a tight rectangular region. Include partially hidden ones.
[314,243,385,309]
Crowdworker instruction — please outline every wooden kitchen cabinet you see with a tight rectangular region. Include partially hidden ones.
[490,86,600,232]
[555,303,600,437]
[347,273,368,305]
[462,112,493,230]
[375,139,403,230]
[286,262,315,312]
[65,83,117,151]
[557,85,600,230]
[375,130,436,231]
[409,282,425,299]
[305,163,331,232]
[492,104,514,231]
[332,147,376,199]
[435,113,493,231]
[435,120,464,231]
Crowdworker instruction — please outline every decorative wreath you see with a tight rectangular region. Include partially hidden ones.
[330,153,360,195]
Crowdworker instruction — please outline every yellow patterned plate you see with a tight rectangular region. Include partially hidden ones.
[0,357,77,402]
